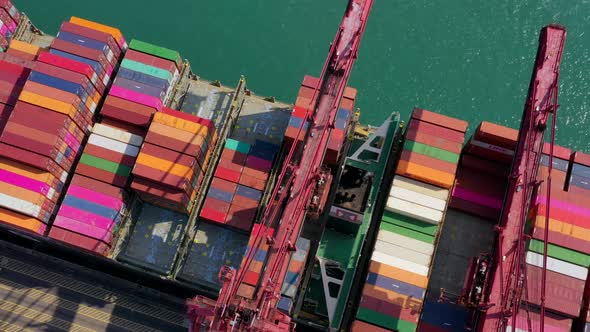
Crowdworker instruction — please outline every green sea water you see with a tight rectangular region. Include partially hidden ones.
[18,0,590,151]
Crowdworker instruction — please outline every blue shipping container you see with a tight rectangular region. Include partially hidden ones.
[569,174,590,190]
[236,185,262,201]
[207,187,234,203]
[245,245,267,262]
[28,71,90,103]
[366,272,426,299]
[540,155,569,172]
[572,163,590,178]
[57,31,113,57]
[62,195,121,221]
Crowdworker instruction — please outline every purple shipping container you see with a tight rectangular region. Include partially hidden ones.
[235,184,262,201]
[56,31,115,64]
[113,77,166,100]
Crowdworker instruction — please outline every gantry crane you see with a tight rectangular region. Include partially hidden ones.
[186,1,373,330]
[460,25,566,332]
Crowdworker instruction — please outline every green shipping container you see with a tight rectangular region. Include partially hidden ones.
[225,138,251,154]
[80,154,131,177]
[528,239,590,267]
[381,210,438,236]
[120,59,174,83]
[403,140,459,164]
[380,222,435,245]
[129,39,182,68]
[356,307,417,332]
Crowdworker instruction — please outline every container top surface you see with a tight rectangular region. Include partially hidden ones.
[231,93,291,146]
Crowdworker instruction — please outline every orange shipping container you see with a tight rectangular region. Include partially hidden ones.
[534,215,590,240]
[149,122,208,148]
[69,17,124,46]
[135,153,197,180]
[153,113,209,137]
[0,207,46,234]
[0,158,58,183]
[368,260,428,289]
[362,283,423,308]
[0,181,52,206]
[396,160,455,189]
[351,320,391,332]
[18,90,77,118]
[236,284,255,299]
[9,40,42,56]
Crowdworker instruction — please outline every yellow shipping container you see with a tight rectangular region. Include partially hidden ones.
[135,153,196,180]
[9,40,42,55]
[152,112,209,137]
[18,91,78,118]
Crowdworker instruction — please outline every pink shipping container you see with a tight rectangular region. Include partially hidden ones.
[109,85,163,111]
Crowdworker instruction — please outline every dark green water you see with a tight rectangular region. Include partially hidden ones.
[19,1,590,151]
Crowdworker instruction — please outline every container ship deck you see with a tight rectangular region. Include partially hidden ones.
[0,2,589,332]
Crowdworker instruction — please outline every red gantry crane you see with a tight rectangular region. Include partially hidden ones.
[186,0,373,330]
[462,25,566,332]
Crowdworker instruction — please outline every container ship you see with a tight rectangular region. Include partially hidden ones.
[0,1,588,331]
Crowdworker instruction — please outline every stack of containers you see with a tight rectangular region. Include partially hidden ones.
[0,18,126,238]
[77,123,143,188]
[101,39,181,128]
[524,148,590,319]
[235,224,274,300]
[395,108,464,189]
[49,174,128,255]
[278,237,311,314]
[131,110,215,215]
[200,138,278,231]
[355,108,467,332]
[569,151,590,195]
[7,40,43,61]
[0,0,20,52]
[285,75,355,163]
[464,121,517,164]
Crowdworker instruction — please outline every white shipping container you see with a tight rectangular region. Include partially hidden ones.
[88,134,140,157]
[526,251,588,280]
[386,196,443,224]
[389,185,447,211]
[374,239,432,267]
[92,123,144,146]
[377,229,434,256]
[392,175,450,200]
[371,251,429,276]
[0,193,42,217]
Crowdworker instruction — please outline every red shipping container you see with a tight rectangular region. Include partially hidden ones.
[359,295,420,323]
[245,155,272,172]
[406,128,463,154]
[243,270,259,286]
[238,173,266,191]
[411,108,468,133]
[101,104,152,128]
[474,121,518,149]
[137,190,190,215]
[48,226,110,256]
[104,95,156,116]
[0,103,11,133]
[84,144,136,167]
[70,174,126,200]
[228,203,257,222]
[302,75,320,89]
[340,97,354,111]
[0,143,68,182]
[211,177,238,194]
[543,143,571,161]
[0,53,36,69]
[215,166,241,183]
[407,119,465,144]
[465,138,513,164]
[36,51,105,93]
[203,197,230,214]
[0,80,22,106]
[218,157,244,173]
[50,39,112,74]
[200,207,226,224]
[32,61,95,93]
[144,131,205,164]
[295,96,313,109]
[231,195,259,209]
[75,163,128,188]
[297,87,316,101]
[525,264,584,317]
[132,163,194,194]
[573,151,590,167]
[124,50,178,74]
[0,59,31,80]
[292,105,311,118]
[131,177,192,205]
[11,101,84,140]
[343,87,357,101]
[225,213,252,232]
[99,117,148,138]
[6,49,37,61]
[220,148,248,166]
[1,131,74,170]
[534,204,590,230]
[0,1,20,21]
[242,166,269,182]
[351,321,392,332]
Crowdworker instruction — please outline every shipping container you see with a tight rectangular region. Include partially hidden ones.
[396,160,455,189]
[386,196,443,224]
[0,207,46,234]
[528,239,590,267]
[109,85,163,111]
[59,21,121,55]
[525,251,588,280]
[525,263,584,317]
[37,51,104,93]
[411,108,468,133]
[124,49,178,75]
[128,39,182,70]
[113,76,166,100]
[49,225,111,256]
[69,16,126,50]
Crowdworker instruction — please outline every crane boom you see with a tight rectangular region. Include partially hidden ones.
[477,24,566,332]
[186,1,373,330]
